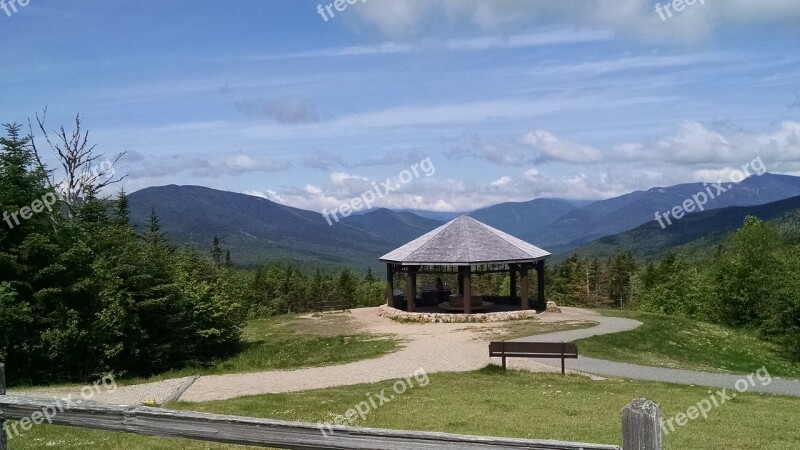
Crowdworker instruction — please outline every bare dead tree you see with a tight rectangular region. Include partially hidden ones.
[29,108,126,216]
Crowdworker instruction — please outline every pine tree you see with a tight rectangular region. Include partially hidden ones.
[211,235,223,267]
[113,189,132,230]
[145,208,167,246]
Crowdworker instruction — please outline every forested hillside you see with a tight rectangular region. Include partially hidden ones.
[0,123,388,385]
[548,214,800,360]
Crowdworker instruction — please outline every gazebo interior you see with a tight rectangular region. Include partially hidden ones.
[380,216,551,314]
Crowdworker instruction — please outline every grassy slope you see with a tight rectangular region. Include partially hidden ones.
[462,319,598,341]
[112,313,399,386]
[577,310,800,378]
[10,369,800,449]
[149,313,398,382]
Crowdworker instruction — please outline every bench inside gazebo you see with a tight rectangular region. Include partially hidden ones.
[379,216,551,314]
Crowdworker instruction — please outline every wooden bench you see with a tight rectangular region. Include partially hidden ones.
[318,300,349,312]
[489,341,578,374]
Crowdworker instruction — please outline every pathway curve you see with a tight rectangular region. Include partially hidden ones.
[178,308,566,402]
[512,308,800,398]
[16,307,799,404]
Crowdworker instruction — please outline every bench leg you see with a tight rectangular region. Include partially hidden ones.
[561,356,565,375]
[502,355,506,371]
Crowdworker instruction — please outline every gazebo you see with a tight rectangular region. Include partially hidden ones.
[380,216,551,314]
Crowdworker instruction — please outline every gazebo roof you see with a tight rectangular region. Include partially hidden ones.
[379,216,551,265]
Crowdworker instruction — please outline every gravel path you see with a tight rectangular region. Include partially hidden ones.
[513,308,800,397]
[178,308,569,402]
[10,376,198,406]
[18,306,798,405]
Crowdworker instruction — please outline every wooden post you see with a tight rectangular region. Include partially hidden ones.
[405,269,415,313]
[1,363,6,450]
[622,399,663,450]
[520,265,530,310]
[386,264,395,308]
[509,264,517,301]
[410,267,418,310]
[537,260,546,311]
[458,270,464,296]
[462,266,472,315]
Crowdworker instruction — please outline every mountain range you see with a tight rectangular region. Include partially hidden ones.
[127,173,800,269]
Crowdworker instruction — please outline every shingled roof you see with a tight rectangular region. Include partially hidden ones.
[379,216,551,265]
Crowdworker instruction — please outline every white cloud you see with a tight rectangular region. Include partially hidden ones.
[448,120,800,168]
[615,120,800,164]
[349,0,800,43]
[522,130,603,163]
[122,150,290,179]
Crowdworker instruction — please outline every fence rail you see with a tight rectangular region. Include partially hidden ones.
[0,363,661,450]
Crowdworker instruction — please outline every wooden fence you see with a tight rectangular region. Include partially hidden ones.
[0,363,662,449]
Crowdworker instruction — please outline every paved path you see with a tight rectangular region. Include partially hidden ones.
[512,308,800,397]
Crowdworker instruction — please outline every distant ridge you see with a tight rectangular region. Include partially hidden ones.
[128,185,442,269]
[568,194,800,262]
[127,173,800,269]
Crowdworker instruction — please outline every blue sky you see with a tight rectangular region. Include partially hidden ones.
[2,0,799,213]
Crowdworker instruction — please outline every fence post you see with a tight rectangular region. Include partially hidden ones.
[1,363,7,450]
[622,399,662,450]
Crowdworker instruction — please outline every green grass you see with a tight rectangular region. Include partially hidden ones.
[577,310,800,378]
[137,313,398,382]
[9,312,399,393]
[463,319,598,340]
[8,369,800,449]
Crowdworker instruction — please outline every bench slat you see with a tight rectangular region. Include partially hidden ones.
[489,352,578,359]
[489,342,578,355]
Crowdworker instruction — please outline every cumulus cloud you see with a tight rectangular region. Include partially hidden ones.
[245,163,643,213]
[522,131,603,163]
[443,132,524,165]
[446,121,800,168]
[444,130,602,165]
[614,120,800,164]
[123,150,290,178]
[234,95,320,124]
[348,0,800,43]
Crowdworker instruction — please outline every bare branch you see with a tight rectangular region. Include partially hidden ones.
[28,110,127,216]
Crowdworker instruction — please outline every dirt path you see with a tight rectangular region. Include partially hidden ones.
[26,307,797,404]
[177,308,584,402]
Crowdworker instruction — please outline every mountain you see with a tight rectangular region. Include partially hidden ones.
[338,208,443,245]
[568,194,800,262]
[469,198,578,240]
[128,185,442,269]
[394,209,465,222]
[127,173,800,270]
[472,173,800,253]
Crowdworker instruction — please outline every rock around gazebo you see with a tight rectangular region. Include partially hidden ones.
[380,216,551,314]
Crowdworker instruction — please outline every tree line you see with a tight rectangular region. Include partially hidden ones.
[548,215,800,360]
[0,122,384,385]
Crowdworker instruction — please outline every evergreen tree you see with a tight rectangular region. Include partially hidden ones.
[211,235,223,268]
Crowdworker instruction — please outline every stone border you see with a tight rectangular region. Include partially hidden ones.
[377,304,539,323]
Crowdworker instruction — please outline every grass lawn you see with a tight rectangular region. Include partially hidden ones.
[577,310,800,378]
[462,319,598,340]
[7,368,800,449]
[10,312,399,390]
[115,312,399,385]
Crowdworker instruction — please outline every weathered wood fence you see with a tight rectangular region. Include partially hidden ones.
[0,363,662,449]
